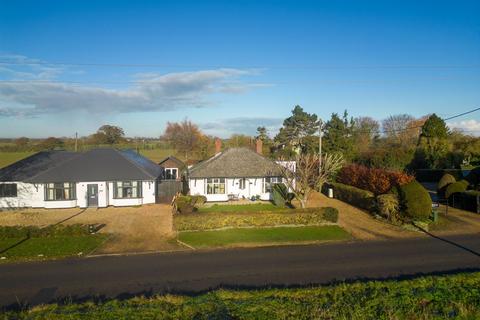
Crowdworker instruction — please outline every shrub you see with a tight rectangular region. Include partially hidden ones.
[437,173,456,199]
[397,180,432,221]
[445,180,469,199]
[454,190,480,213]
[191,195,207,206]
[337,164,414,195]
[174,195,196,214]
[376,194,400,221]
[415,169,464,182]
[322,207,338,223]
[330,182,375,211]
[272,184,293,208]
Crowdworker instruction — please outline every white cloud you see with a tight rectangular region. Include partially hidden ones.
[447,119,480,135]
[0,55,266,117]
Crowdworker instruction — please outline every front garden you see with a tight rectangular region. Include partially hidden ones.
[0,224,108,263]
[173,194,348,248]
[327,164,434,227]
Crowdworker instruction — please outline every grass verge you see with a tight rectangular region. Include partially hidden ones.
[0,235,108,263]
[6,271,480,319]
[178,226,350,248]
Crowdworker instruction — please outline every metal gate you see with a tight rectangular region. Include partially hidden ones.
[157,180,183,203]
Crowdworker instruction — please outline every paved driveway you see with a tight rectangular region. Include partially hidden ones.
[0,204,175,253]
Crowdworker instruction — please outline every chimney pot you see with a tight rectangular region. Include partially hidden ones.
[256,139,263,155]
[215,138,222,154]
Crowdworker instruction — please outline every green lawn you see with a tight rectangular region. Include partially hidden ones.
[178,225,350,248]
[7,272,480,319]
[0,235,108,263]
[0,151,35,168]
[199,203,284,213]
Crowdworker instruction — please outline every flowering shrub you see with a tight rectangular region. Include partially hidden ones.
[337,164,414,195]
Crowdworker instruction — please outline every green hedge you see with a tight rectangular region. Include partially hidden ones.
[7,272,480,319]
[174,207,338,231]
[437,173,456,199]
[397,180,432,221]
[330,182,375,211]
[445,180,469,199]
[0,224,91,239]
[450,190,480,213]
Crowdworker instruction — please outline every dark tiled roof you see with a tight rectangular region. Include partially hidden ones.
[158,156,185,169]
[0,151,77,182]
[25,148,163,183]
[189,147,282,178]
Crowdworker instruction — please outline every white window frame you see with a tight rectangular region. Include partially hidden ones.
[165,168,178,180]
[207,178,226,194]
[264,177,283,193]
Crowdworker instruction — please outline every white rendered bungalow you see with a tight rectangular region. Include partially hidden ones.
[188,144,290,202]
[0,148,163,209]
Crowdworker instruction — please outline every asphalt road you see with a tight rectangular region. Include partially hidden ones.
[1,233,480,309]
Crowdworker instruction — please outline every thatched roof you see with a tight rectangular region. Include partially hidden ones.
[189,148,282,178]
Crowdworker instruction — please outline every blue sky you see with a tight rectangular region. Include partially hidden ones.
[0,0,479,138]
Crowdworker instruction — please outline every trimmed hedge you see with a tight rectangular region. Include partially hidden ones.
[174,195,207,214]
[445,180,469,199]
[0,224,91,239]
[437,173,456,199]
[397,180,432,221]
[174,207,339,231]
[449,190,480,213]
[330,182,375,210]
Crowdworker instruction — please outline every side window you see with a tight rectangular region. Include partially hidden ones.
[0,183,17,197]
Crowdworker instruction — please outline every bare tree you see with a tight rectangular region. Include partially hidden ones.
[317,153,344,192]
[279,153,343,208]
[162,119,203,160]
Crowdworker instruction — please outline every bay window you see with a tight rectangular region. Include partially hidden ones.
[114,181,142,198]
[207,178,225,194]
[45,183,76,201]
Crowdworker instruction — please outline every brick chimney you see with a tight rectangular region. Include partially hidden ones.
[215,138,222,154]
[256,139,263,155]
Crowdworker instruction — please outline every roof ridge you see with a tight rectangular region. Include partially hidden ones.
[25,151,83,183]
[114,149,157,179]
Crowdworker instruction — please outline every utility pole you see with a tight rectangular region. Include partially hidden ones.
[74,132,78,152]
[318,119,323,175]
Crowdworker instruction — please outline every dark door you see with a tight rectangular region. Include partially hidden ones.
[87,184,98,207]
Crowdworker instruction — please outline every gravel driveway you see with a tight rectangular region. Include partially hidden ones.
[0,204,176,254]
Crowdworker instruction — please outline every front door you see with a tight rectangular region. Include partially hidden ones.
[87,184,98,207]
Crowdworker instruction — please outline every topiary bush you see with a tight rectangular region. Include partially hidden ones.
[191,195,207,206]
[445,180,469,199]
[437,173,456,199]
[397,180,432,221]
[322,207,339,223]
[330,182,376,211]
[376,194,400,222]
[174,195,196,214]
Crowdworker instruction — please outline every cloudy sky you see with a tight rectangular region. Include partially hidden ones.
[0,0,479,138]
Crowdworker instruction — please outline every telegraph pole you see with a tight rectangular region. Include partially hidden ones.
[318,119,323,175]
[74,132,78,152]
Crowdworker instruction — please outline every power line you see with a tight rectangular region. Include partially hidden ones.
[1,60,480,70]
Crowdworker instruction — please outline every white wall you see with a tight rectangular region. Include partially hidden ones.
[0,180,157,209]
[189,177,272,202]
[76,182,108,208]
